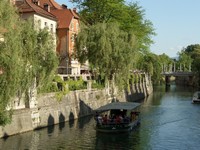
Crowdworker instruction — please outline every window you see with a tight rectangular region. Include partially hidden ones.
[50,24,53,33]
[44,22,47,27]
[71,22,74,31]
[37,19,41,29]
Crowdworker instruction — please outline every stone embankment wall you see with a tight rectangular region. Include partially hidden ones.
[0,73,152,138]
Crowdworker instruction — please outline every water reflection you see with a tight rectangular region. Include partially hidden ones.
[95,128,141,150]
[1,84,200,150]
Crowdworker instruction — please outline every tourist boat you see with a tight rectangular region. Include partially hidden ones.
[192,91,200,103]
[94,102,141,133]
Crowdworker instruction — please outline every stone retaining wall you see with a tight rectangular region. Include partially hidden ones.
[0,74,153,138]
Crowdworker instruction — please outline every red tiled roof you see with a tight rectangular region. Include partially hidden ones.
[15,0,57,20]
[39,0,79,28]
[39,0,62,10]
[51,9,72,28]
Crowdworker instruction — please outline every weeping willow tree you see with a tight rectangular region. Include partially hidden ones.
[0,0,58,126]
[21,21,59,92]
[73,0,155,93]
[75,22,137,91]
[0,0,23,125]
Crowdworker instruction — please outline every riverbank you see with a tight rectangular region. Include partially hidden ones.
[0,74,153,138]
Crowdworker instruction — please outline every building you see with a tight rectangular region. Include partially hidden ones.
[36,0,82,76]
[15,0,57,50]
[15,0,90,80]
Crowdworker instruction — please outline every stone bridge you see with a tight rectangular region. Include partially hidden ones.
[162,71,194,86]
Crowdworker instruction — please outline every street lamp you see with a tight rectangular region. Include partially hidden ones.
[66,59,68,74]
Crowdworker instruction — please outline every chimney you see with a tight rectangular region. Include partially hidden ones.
[44,4,50,12]
[62,4,67,9]
[32,0,40,6]
[12,0,24,5]
[73,8,77,13]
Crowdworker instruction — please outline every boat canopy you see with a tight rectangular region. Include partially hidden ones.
[96,102,141,111]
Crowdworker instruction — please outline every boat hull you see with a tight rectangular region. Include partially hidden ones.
[192,99,200,103]
[95,120,140,133]
[192,91,200,103]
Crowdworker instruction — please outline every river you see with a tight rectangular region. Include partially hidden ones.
[0,85,200,150]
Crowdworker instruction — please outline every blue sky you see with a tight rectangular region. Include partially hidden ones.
[57,0,200,58]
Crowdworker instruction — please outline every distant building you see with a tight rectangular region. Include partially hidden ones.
[36,0,82,76]
[15,0,90,79]
[15,0,57,51]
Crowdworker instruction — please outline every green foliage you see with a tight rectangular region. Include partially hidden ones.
[91,81,105,89]
[21,20,59,90]
[184,44,200,54]
[77,0,125,25]
[73,0,155,91]
[66,78,87,91]
[183,44,200,73]
[0,0,24,125]
[0,105,12,126]
[38,82,58,93]
[118,2,156,51]
[0,0,58,125]
[130,74,139,84]
[180,44,200,86]
[53,75,68,92]
[72,0,155,52]
[52,75,69,101]
[137,53,165,84]
[158,53,173,66]
[75,22,137,90]
[177,50,193,71]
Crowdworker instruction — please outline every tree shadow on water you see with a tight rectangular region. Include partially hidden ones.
[47,114,55,136]
[59,112,65,131]
[2,132,9,141]
[69,112,74,128]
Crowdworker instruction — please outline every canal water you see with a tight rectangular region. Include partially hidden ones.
[1,85,200,150]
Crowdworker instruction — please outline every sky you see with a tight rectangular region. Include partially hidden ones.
[57,0,200,58]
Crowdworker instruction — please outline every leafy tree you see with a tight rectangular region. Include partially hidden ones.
[181,44,200,72]
[158,53,173,72]
[71,0,125,25]
[71,0,155,52]
[0,0,23,125]
[177,50,193,71]
[182,44,200,86]
[184,44,200,54]
[117,2,155,52]
[75,22,137,90]
[21,21,59,91]
[137,53,163,84]
[73,0,156,90]
[0,0,58,125]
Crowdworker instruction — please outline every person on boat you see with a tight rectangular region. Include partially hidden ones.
[115,115,121,124]
[94,111,99,121]
[97,115,103,125]
[103,114,108,124]
[119,115,123,123]
[123,115,130,123]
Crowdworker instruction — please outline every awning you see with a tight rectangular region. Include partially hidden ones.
[96,102,141,111]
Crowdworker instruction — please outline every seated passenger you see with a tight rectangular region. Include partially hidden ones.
[97,115,103,124]
[102,114,108,124]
